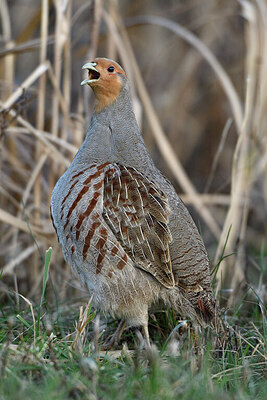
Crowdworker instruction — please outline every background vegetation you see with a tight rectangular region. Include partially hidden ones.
[0,0,266,399]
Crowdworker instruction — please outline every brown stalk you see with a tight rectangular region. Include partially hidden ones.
[72,297,94,352]
[253,0,267,208]
[0,0,15,214]
[107,0,118,61]
[83,0,102,124]
[62,0,72,143]
[23,153,48,206]
[47,62,74,128]
[49,0,69,195]
[0,36,54,58]
[0,208,53,236]
[33,1,47,285]
[204,118,232,193]
[35,0,48,223]
[1,63,49,110]
[0,0,15,99]
[215,1,260,295]
[2,245,36,276]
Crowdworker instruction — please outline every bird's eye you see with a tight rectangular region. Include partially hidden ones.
[107,66,115,73]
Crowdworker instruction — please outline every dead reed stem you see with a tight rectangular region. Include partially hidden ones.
[107,0,118,61]
[204,118,232,193]
[50,0,70,195]
[216,1,262,295]
[1,63,49,110]
[83,0,102,124]
[0,208,53,236]
[62,0,72,143]
[33,0,48,287]
[35,0,48,222]
[0,0,15,99]
[0,0,15,212]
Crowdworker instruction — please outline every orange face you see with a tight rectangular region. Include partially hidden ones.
[81,58,126,113]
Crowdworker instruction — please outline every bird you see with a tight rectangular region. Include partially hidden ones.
[51,57,217,348]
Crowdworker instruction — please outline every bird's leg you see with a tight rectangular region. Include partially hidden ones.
[142,321,151,347]
[101,319,126,351]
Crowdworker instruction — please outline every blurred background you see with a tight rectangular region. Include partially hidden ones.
[0,0,266,312]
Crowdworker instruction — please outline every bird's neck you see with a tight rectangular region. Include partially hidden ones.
[76,84,150,169]
[93,86,122,114]
[93,84,137,130]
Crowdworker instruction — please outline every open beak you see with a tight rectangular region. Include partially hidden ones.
[81,62,100,85]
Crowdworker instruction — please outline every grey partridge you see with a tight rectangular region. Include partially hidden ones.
[51,58,216,346]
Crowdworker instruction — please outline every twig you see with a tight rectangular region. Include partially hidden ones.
[204,118,232,193]
[1,62,49,110]
[2,245,36,276]
[0,36,54,58]
[0,208,54,235]
[23,153,48,206]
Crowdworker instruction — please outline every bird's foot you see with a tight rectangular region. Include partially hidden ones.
[101,337,117,351]
[101,319,126,351]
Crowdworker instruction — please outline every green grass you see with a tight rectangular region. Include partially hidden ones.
[0,250,266,400]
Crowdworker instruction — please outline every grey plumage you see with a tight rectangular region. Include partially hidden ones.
[51,58,216,345]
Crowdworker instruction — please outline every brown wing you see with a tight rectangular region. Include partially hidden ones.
[103,164,175,288]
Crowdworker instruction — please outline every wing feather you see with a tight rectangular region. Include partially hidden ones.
[103,164,175,288]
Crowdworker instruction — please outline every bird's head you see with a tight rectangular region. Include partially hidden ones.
[81,58,126,113]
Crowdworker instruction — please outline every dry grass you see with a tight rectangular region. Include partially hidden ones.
[0,0,266,336]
